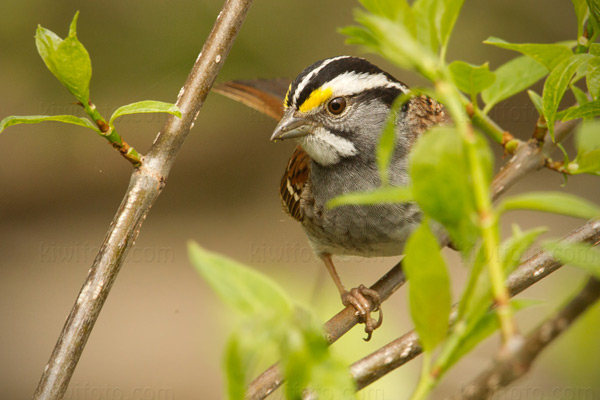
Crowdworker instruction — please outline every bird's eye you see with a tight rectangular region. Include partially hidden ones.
[327,97,346,115]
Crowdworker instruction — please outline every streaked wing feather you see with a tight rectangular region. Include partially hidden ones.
[280,146,310,222]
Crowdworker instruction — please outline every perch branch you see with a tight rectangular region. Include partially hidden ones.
[32,1,254,399]
[447,277,600,400]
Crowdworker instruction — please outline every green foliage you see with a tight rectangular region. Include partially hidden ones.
[573,0,590,38]
[1,12,180,166]
[109,101,182,130]
[500,225,548,273]
[35,12,91,103]
[409,126,493,252]
[484,37,573,70]
[570,120,600,174]
[341,0,465,78]
[559,100,600,121]
[544,241,600,279]
[448,61,495,99]
[481,56,547,113]
[542,54,593,138]
[376,95,408,185]
[327,186,413,207]
[497,191,600,219]
[527,89,544,116]
[188,242,354,399]
[586,56,600,99]
[403,221,452,352]
[0,115,99,134]
[587,0,600,25]
[436,299,538,374]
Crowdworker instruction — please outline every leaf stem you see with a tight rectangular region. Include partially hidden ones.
[410,352,434,400]
[82,101,142,166]
[465,102,507,145]
[441,80,517,343]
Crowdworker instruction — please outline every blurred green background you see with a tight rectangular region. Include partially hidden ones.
[1,1,599,399]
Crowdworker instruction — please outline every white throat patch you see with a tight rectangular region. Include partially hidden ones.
[299,127,357,166]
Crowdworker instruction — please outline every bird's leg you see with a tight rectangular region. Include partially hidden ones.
[320,254,383,341]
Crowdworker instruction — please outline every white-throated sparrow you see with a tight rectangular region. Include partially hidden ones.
[215,56,448,339]
[271,56,448,339]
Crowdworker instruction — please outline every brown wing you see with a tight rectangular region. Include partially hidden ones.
[280,146,310,222]
[212,79,290,120]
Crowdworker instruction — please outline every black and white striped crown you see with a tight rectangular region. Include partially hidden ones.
[284,56,409,111]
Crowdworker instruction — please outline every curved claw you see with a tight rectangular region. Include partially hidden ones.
[341,285,384,341]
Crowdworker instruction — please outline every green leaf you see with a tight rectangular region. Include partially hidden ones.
[501,225,548,273]
[109,100,181,128]
[412,0,439,53]
[542,54,593,138]
[281,310,354,400]
[224,333,248,400]
[572,85,591,107]
[570,120,600,174]
[403,221,452,352]
[35,12,92,103]
[348,11,438,79]
[0,114,99,134]
[188,241,292,316]
[482,56,547,113]
[327,186,413,208]
[456,243,490,322]
[544,241,600,279]
[558,99,600,121]
[527,90,544,116]
[587,56,600,99]
[359,0,405,17]
[439,299,537,372]
[438,0,465,55]
[410,126,492,251]
[587,0,600,24]
[449,61,495,97]
[484,37,573,71]
[376,95,407,185]
[573,0,590,38]
[497,191,600,219]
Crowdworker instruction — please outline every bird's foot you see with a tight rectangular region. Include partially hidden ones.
[341,285,383,341]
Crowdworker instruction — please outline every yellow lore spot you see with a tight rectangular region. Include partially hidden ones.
[283,83,292,110]
[299,87,332,112]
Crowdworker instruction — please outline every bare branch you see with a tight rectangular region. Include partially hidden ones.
[448,277,600,400]
[32,1,254,399]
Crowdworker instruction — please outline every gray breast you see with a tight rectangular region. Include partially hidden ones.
[301,157,421,257]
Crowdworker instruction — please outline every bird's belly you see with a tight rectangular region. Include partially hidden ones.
[302,202,421,257]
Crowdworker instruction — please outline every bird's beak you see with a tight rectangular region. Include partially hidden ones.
[270,112,314,141]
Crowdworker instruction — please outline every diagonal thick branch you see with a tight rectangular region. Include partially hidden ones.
[32,1,254,399]
[245,118,582,399]
[447,277,600,400]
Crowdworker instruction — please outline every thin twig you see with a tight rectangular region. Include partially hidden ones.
[32,1,253,399]
[349,219,600,391]
[448,277,600,400]
[492,119,578,199]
